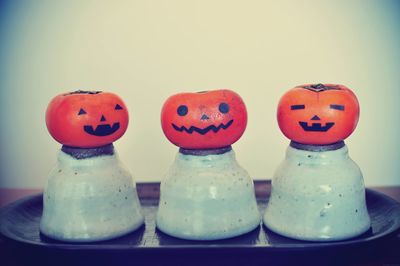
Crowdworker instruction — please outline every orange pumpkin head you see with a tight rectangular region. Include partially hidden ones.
[277,84,360,145]
[46,90,129,148]
[161,89,247,149]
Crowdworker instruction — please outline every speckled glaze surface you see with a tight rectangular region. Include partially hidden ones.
[263,144,370,241]
[40,150,144,242]
[156,149,260,240]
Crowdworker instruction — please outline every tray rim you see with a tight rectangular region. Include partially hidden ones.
[1,188,400,251]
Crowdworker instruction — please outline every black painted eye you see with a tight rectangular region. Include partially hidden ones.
[115,104,123,110]
[219,102,229,114]
[177,105,188,116]
[78,108,86,115]
[291,105,305,110]
[330,104,345,111]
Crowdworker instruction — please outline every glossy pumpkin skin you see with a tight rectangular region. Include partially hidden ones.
[161,89,247,149]
[277,84,359,145]
[46,91,129,148]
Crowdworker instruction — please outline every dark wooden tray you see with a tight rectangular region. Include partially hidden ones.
[1,182,400,266]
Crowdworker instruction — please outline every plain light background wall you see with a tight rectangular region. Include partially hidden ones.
[0,0,399,189]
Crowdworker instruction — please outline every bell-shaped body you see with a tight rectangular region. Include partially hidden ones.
[40,147,144,242]
[156,148,260,240]
[263,143,370,241]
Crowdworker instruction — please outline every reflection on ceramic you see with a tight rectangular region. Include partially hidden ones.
[263,143,370,241]
[40,148,144,242]
[156,148,260,240]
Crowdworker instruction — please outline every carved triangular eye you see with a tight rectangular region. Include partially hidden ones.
[78,108,86,115]
[115,104,123,110]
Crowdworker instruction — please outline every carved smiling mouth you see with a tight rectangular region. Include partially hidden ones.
[172,120,233,135]
[299,122,335,132]
[84,123,120,136]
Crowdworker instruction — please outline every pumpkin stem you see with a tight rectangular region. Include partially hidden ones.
[301,84,341,92]
[311,83,325,90]
[64,90,102,95]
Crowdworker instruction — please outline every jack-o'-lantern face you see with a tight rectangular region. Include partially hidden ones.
[161,89,247,149]
[277,84,359,145]
[46,90,129,148]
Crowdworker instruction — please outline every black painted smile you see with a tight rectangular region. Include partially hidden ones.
[299,121,334,132]
[84,123,120,136]
[172,120,233,135]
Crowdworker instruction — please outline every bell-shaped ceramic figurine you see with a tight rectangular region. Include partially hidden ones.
[40,90,144,242]
[263,83,370,241]
[156,89,260,240]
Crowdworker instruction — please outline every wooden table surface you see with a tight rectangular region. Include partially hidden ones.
[0,182,399,266]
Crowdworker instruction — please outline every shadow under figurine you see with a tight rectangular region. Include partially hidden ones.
[40,90,144,242]
[156,89,260,240]
[263,83,370,241]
